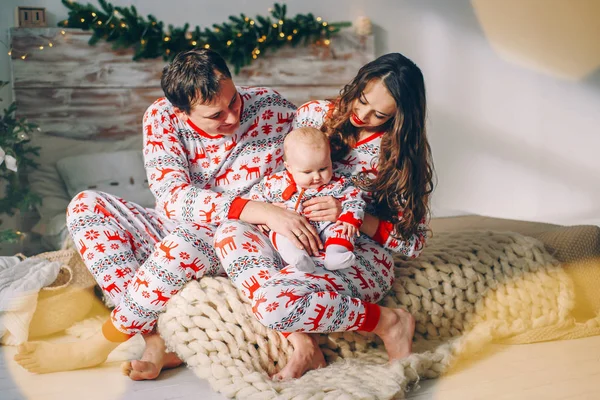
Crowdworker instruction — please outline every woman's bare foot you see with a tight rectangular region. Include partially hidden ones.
[121,331,183,381]
[372,307,415,361]
[13,330,119,373]
[272,332,326,381]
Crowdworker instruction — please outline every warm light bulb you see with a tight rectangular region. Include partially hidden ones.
[61,30,66,35]
[324,39,331,45]
[164,37,170,42]
[98,21,102,25]
[92,12,96,17]
[39,46,44,50]
[21,55,26,60]
[317,17,322,22]
[272,23,278,28]
[48,42,53,47]
[227,40,232,46]
[204,44,210,49]
[279,32,284,37]
[80,18,85,22]
[278,20,283,25]
[192,41,197,46]
[287,35,292,41]
[249,20,254,25]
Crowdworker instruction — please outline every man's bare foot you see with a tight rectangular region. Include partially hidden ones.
[121,331,183,381]
[13,330,119,374]
[272,333,326,381]
[373,307,416,361]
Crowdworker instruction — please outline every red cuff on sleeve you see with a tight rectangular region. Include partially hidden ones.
[373,219,393,245]
[228,197,250,220]
[337,212,363,228]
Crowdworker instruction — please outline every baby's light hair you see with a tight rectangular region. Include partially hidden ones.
[283,127,330,161]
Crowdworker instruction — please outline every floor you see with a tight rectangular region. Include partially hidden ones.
[2,335,600,399]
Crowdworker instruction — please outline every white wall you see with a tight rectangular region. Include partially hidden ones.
[1,0,599,226]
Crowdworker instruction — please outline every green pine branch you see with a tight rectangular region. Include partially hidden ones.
[58,0,351,73]
[0,81,42,243]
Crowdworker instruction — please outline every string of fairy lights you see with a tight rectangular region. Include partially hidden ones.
[4,0,350,73]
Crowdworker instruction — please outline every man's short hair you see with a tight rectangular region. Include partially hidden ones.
[161,49,232,114]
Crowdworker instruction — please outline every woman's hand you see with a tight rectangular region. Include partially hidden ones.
[302,196,342,223]
[265,205,323,255]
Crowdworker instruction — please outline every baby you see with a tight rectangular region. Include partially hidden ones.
[245,127,365,272]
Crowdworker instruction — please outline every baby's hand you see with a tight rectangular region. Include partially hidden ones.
[334,221,359,238]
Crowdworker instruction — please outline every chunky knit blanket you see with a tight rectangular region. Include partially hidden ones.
[151,230,600,399]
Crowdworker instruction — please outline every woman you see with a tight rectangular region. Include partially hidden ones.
[214,52,434,380]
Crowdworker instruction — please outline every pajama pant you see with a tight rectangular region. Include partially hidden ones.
[214,221,395,334]
[66,191,225,341]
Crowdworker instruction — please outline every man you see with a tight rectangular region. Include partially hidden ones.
[14,49,320,379]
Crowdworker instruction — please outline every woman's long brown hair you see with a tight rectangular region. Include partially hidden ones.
[322,53,434,240]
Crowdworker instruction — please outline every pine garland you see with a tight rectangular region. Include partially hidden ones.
[58,0,351,73]
[0,81,41,243]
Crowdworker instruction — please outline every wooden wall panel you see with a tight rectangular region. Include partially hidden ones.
[10,27,374,139]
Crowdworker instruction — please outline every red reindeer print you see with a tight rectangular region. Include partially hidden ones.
[239,164,261,180]
[77,239,88,257]
[373,255,393,270]
[102,282,121,296]
[151,287,170,306]
[179,257,202,274]
[133,276,150,291]
[347,311,366,330]
[276,112,294,124]
[275,155,284,166]
[111,305,121,322]
[242,276,261,299]
[248,116,260,132]
[169,182,189,195]
[190,148,207,164]
[94,203,113,219]
[243,231,265,247]
[144,226,159,242]
[349,265,369,290]
[159,241,179,261]
[104,230,128,243]
[120,320,146,332]
[147,140,165,152]
[198,203,217,223]
[337,156,358,169]
[277,288,303,308]
[145,124,153,137]
[304,303,328,331]
[224,137,237,151]
[252,293,267,319]
[305,273,344,291]
[215,168,233,185]
[214,235,237,257]
[361,159,378,177]
[298,100,320,113]
[163,202,175,219]
[156,167,177,181]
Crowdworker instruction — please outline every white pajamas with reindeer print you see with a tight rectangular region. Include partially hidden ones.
[67,86,297,342]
